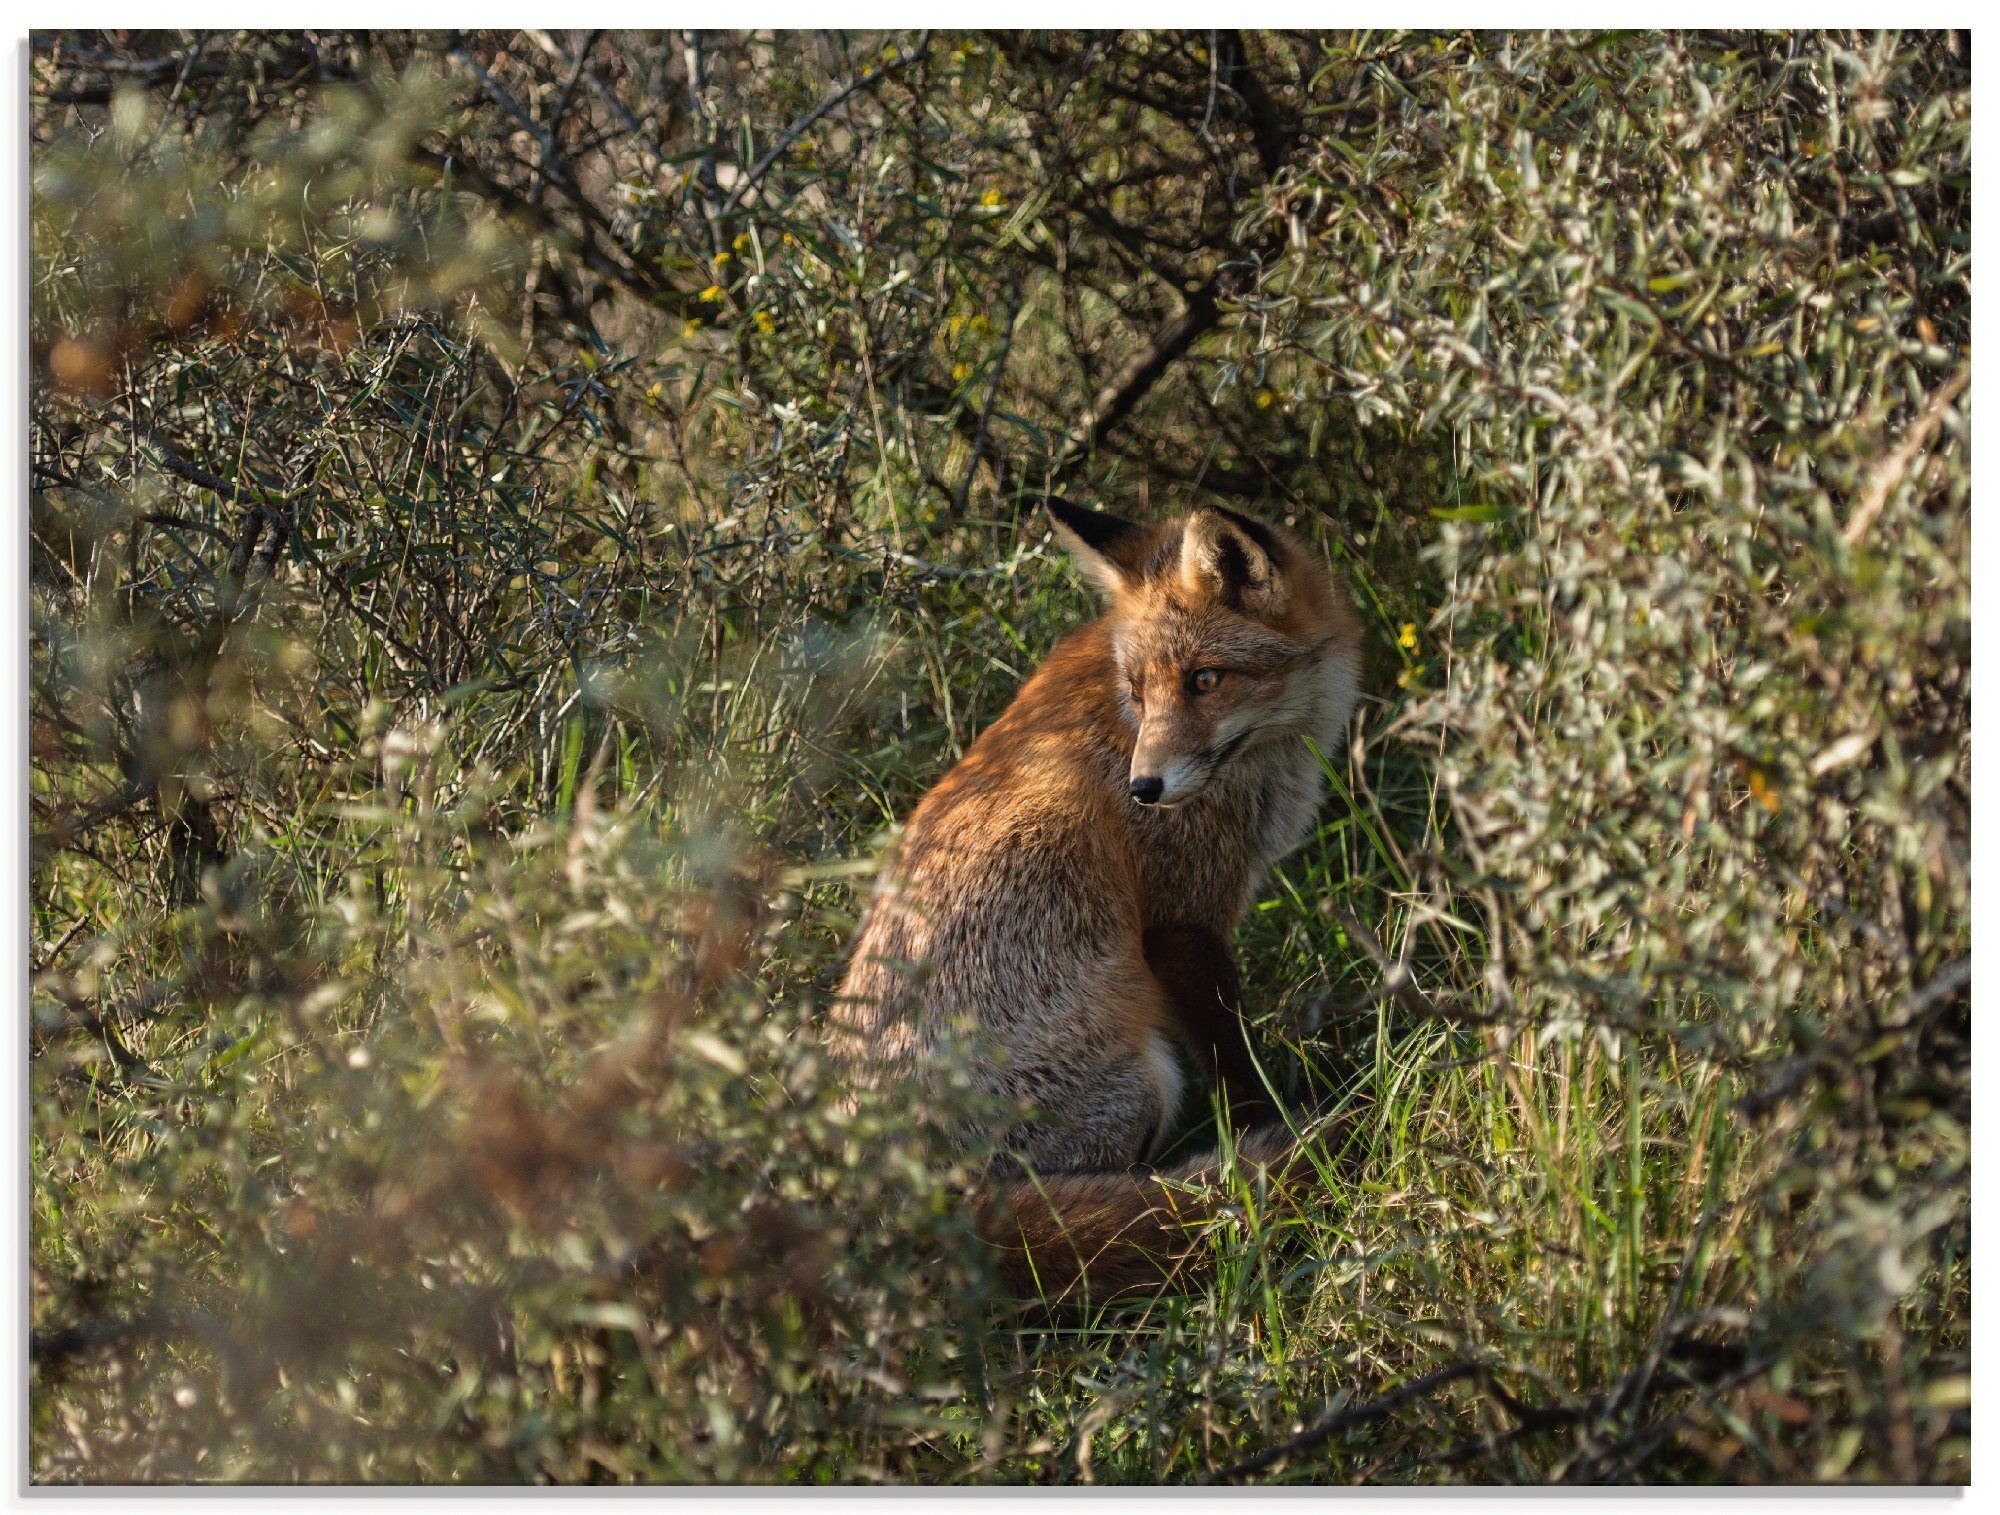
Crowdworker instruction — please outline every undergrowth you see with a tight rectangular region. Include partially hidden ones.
[30,29,1967,1483]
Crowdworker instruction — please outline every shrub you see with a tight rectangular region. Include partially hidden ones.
[30,29,1967,1483]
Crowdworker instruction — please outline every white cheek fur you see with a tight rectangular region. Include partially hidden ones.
[1285,644,1360,750]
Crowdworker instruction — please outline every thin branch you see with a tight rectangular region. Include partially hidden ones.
[447,34,563,182]
[117,410,288,509]
[1842,363,1970,547]
[682,31,725,257]
[526,29,647,144]
[718,34,931,221]
[1055,280,1221,474]
[1886,955,1971,1029]
[1218,30,1294,178]
[440,36,692,311]
[409,144,694,315]
[141,511,235,550]
[1206,1362,1494,1482]
[529,30,601,210]
[953,273,1027,517]
[1210,1343,1772,1483]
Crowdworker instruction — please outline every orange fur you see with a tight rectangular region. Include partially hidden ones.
[832,500,1362,1295]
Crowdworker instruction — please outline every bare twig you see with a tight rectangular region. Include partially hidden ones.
[1206,1361,1494,1481]
[1842,363,1970,547]
[527,29,642,138]
[682,31,726,257]
[440,36,692,311]
[1311,910,1508,1029]
[718,34,931,221]
[448,34,563,183]
[116,409,288,509]
[1211,1342,1771,1483]
[1885,955,1970,1029]
[1056,281,1221,474]
[530,30,602,209]
[953,272,1026,516]
[1563,1357,1773,1483]
[409,144,691,313]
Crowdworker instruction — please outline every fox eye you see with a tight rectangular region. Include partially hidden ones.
[1127,682,1145,707]
[1189,669,1223,694]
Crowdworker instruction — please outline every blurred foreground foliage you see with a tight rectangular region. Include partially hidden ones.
[30,29,1967,1483]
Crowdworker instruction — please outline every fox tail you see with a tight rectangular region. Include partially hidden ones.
[975,1123,1321,1303]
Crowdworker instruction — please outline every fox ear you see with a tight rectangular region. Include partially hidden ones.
[1045,498,1153,596]
[1179,507,1289,616]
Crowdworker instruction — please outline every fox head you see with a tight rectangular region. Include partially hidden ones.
[1048,499,1361,808]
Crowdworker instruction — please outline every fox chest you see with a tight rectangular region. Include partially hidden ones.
[1134,756,1326,931]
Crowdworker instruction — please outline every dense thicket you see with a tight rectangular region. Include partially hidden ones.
[30,30,1967,1483]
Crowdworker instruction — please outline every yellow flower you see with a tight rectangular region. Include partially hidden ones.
[1748,767,1780,813]
[1256,388,1277,409]
[951,361,975,383]
[970,314,993,335]
[682,318,703,337]
[1396,663,1425,691]
[980,188,1005,208]
[713,250,732,265]
[1398,622,1418,650]
[782,232,795,245]
[699,284,726,302]
[754,311,776,335]
[644,381,664,406]
[732,232,751,252]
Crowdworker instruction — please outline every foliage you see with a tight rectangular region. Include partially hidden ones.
[29,29,1968,1484]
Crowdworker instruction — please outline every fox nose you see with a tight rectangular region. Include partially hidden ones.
[1129,775,1164,805]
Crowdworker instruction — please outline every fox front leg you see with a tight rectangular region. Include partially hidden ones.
[1141,922,1274,1127]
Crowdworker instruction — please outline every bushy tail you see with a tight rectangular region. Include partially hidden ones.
[975,1124,1318,1304]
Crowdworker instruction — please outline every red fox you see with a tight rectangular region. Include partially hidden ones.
[832,500,1362,1299]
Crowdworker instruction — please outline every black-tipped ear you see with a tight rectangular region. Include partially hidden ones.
[1179,507,1290,616]
[1210,505,1286,567]
[1045,498,1154,596]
